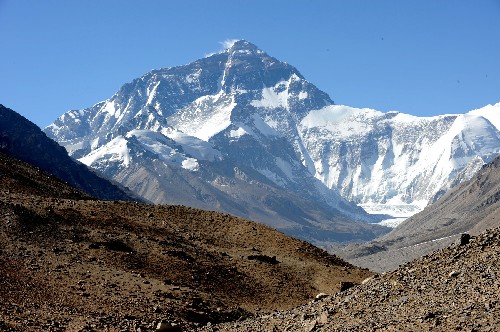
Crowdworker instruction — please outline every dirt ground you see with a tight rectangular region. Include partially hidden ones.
[0,152,371,331]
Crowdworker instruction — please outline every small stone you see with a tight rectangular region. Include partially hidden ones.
[340,281,357,292]
[459,233,471,246]
[305,320,317,332]
[156,321,182,332]
[449,270,459,278]
[361,276,373,284]
[424,312,436,319]
[318,312,328,324]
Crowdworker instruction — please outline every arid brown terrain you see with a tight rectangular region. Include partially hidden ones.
[0,152,371,331]
[202,227,500,331]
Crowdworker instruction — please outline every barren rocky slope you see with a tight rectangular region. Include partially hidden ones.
[0,152,371,331]
[335,154,500,272]
[202,227,500,331]
[0,104,135,201]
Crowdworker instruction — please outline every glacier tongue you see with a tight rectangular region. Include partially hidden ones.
[44,40,500,241]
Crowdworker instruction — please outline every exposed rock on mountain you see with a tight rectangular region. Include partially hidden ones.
[0,151,371,331]
[336,154,500,272]
[0,104,135,201]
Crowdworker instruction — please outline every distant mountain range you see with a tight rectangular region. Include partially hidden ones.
[44,40,500,243]
[0,104,135,201]
[336,153,500,272]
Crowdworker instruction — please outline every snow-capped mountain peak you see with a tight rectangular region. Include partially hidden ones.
[44,41,500,244]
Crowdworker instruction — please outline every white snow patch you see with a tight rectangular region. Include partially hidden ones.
[124,130,203,172]
[300,105,383,136]
[101,100,118,117]
[263,115,279,130]
[251,81,290,109]
[146,81,160,105]
[163,129,222,161]
[127,130,174,159]
[64,141,88,156]
[360,200,427,228]
[182,158,199,171]
[186,68,202,84]
[251,114,280,137]
[298,91,308,100]
[91,137,101,150]
[377,218,407,228]
[468,102,500,130]
[169,92,236,141]
[45,122,61,135]
[229,127,248,138]
[79,136,131,167]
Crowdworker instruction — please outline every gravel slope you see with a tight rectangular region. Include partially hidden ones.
[202,227,500,331]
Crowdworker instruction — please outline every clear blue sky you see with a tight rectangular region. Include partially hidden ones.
[1,0,499,128]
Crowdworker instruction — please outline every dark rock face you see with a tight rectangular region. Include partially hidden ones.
[0,104,135,201]
[339,281,357,292]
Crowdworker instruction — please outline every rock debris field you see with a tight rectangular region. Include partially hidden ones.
[203,227,500,331]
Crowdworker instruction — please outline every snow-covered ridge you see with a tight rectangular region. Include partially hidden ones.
[298,103,500,224]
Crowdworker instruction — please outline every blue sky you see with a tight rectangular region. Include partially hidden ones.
[1,0,499,128]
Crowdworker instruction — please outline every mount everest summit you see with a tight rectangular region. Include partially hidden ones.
[45,40,500,244]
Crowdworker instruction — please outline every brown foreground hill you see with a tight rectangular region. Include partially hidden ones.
[0,152,371,331]
[202,227,500,331]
